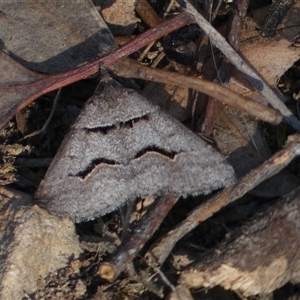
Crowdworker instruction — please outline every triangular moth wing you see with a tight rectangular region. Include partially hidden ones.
[36,78,235,222]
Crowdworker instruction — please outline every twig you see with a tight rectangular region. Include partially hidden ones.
[154,267,176,293]
[192,0,222,128]
[179,0,300,131]
[135,0,162,27]
[164,0,177,19]
[19,89,61,141]
[201,0,250,134]
[98,194,179,281]
[113,59,282,125]
[0,11,193,130]
[126,263,163,297]
[260,0,296,37]
[145,133,300,266]
[135,0,164,64]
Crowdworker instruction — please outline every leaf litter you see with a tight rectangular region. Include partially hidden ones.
[0,0,300,297]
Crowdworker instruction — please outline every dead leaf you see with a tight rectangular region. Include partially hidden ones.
[0,0,116,73]
[228,2,300,104]
[0,52,46,130]
[0,0,116,129]
[101,0,137,35]
[0,10,191,130]
[212,2,300,197]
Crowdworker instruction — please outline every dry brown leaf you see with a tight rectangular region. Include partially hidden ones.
[0,0,116,129]
[228,2,300,104]
[101,0,137,35]
[0,0,116,73]
[212,2,300,197]
[213,105,300,197]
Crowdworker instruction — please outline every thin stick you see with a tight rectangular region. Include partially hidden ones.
[19,89,61,141]
[260,0,296,37]
[113,59,282,126]
[135,0,163,63]
[0,11,193,130]
[180,0,300,130]
[135,0,162,27]
[98,194,179,281]
[145,133,300,266]
[201,0,249,134]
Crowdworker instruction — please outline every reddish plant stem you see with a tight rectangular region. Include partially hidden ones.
[1,11,193,129]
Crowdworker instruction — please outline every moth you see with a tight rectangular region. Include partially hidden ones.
[36,77,235,222]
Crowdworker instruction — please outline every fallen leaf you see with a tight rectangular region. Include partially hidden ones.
[0,0,116,129]
[0,0,116,73]
[228,2,300,104]
[212,2,300,197]
[142,82,194,121]
[101,0,137,35]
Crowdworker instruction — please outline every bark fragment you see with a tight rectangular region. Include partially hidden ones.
[179,187,300,296]
[260,0,296,38]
